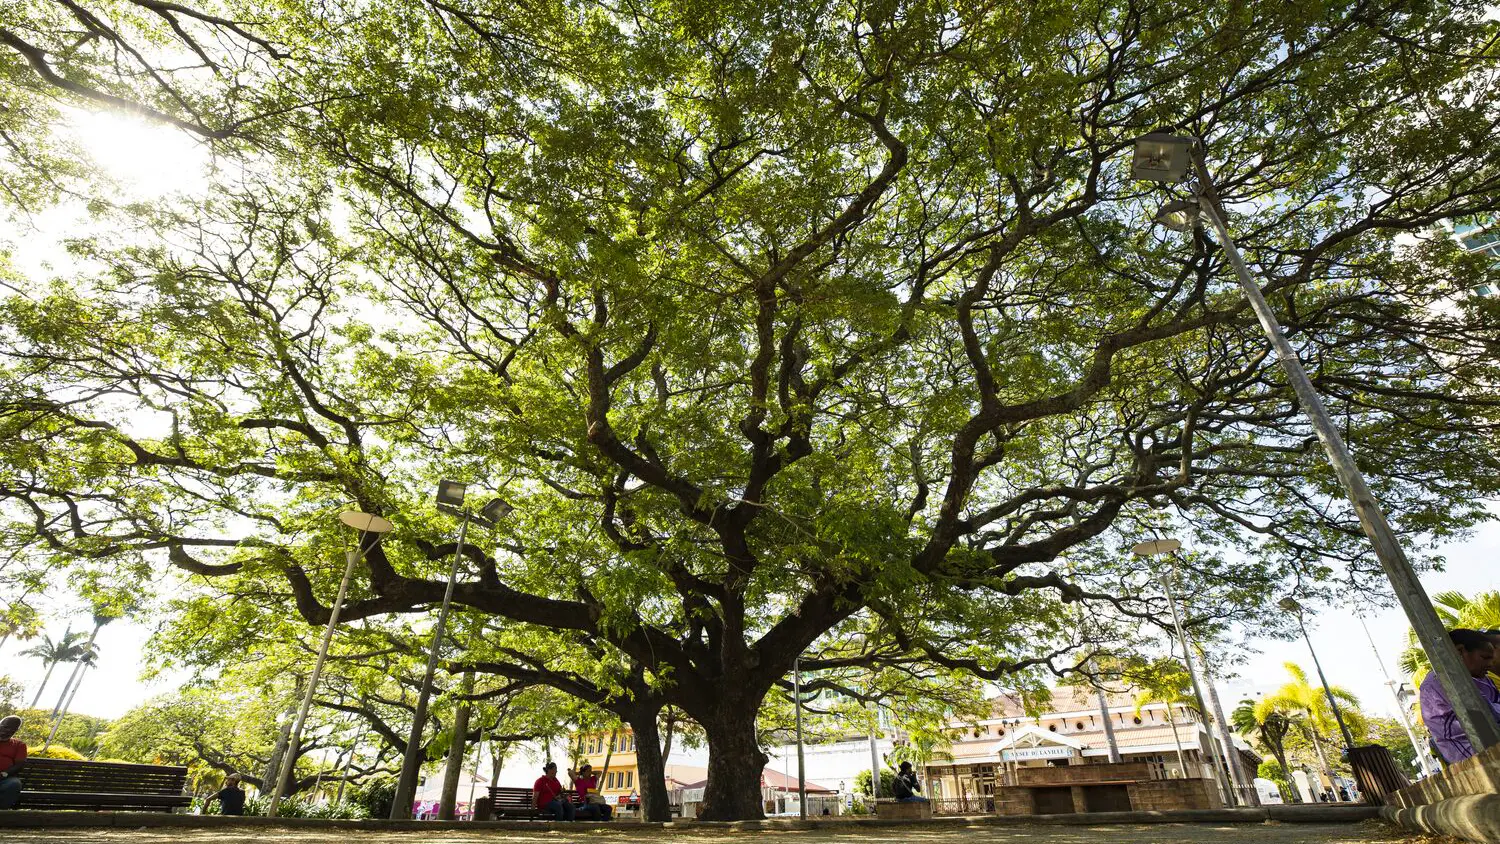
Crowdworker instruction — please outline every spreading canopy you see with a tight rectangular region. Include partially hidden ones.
[4,0,1500,819]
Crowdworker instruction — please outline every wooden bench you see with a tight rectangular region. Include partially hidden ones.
[487,786,584,820]
[16,758,190,812]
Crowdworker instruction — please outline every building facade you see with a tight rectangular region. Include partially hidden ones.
[1456,218,1500,296]
[919,687,1238,810]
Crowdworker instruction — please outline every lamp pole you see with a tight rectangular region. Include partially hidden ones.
[1355,612,1432,776]
[1152,555,1235,806]
[1281,599,1356,751]
[391,482,511,820]
[269,511,392,817]
[794,656,806,819]
[1130,132,1500,756]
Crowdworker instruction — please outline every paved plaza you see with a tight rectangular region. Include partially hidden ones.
[0,821,1450,844]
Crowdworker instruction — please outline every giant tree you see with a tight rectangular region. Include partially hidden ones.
[5,0,1500,820]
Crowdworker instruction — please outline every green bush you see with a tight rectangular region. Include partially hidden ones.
[1257,759,1293,801]
[233,794,367,819]
[346,775,396,819]
[30,745,85,760]
[853,768,896,798]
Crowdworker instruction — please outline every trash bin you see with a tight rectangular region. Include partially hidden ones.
[1348,744,1409,805]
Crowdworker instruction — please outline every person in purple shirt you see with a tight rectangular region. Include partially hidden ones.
[1420,628,1500,764]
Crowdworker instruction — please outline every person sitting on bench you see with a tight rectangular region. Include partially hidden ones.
[0,716,25,810]
[533,761,574,821]
[892,761,928,803]
[569,763,612,821]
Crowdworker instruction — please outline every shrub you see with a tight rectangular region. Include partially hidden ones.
[30,745,85,760]
[347,775,396,819]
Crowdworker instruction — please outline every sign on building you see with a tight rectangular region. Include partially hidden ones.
[1001,746,1074,762]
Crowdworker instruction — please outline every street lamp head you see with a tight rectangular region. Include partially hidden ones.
[477,497,513,527]
[1131,131,1197,182]
[338,511,394,534]
[1130,538,1181,557]
[435,479,468,514]
[1152,198,1200,232]
[1278,596,1304,614]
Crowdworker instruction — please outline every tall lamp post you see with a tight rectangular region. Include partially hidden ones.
[794,656,807,819]
[268,510,393,817]
[1131,539,1241,806]
[1279,598,1357,751]
[1355,612,1434,777]
[391,481,512,820]
[1130,130,1500,755]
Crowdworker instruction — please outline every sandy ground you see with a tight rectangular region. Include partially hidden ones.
[0,820,1456,844]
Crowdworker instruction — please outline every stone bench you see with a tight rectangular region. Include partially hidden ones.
[875,799,933,819]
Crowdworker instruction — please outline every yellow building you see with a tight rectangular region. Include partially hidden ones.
[573,729,707,803]
[576,731,640,798]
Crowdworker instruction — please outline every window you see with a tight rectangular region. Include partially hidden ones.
[626,771,634,788]
[608,772,618,789]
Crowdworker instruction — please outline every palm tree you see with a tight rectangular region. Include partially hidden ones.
[1127,658,1198,778]
[1398,590,1500,686]
[1232,698,1298,802]
[19,628,91,708]
[49,613,113,721]
[42,612,115,750]
[1259,662,1364,796]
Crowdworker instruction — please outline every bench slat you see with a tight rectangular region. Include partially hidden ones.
[15,759,188,812]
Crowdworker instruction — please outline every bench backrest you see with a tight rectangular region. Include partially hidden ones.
[20,758,188,795]
[489,786,584,806]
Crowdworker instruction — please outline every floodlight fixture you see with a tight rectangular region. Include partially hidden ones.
[1131,131,1196,182]
[1153,198,1201,232]
[477,497,514,528]
[435,479,468,513]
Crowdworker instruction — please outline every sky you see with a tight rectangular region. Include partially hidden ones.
[2,111,1496,731]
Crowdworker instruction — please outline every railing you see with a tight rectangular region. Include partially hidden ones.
[931,795,995,815]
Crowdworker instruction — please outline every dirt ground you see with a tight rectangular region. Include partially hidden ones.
[0,820,1457,844]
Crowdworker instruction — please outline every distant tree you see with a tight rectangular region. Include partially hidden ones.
[854,768,896,799]
[18,630,93,707]
[1398,591,1500,686]
[1233,697,1298,802]
[0,676,22,712]
[1365,716,1419,774]
[1260,663,1364,790]
[1257,759,1292,802]
[13,709,109,755]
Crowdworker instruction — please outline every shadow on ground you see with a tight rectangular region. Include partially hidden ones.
[0,819,1438,844]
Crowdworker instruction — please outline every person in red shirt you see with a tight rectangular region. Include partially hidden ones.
[0,716,26,810]
[569,763,611,821]
[532,761,574,821]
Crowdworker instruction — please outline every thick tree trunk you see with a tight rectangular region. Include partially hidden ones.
[697,712,769,821]
[262,676,303,798]
[438,677,472,820]
[626,706,671,822]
